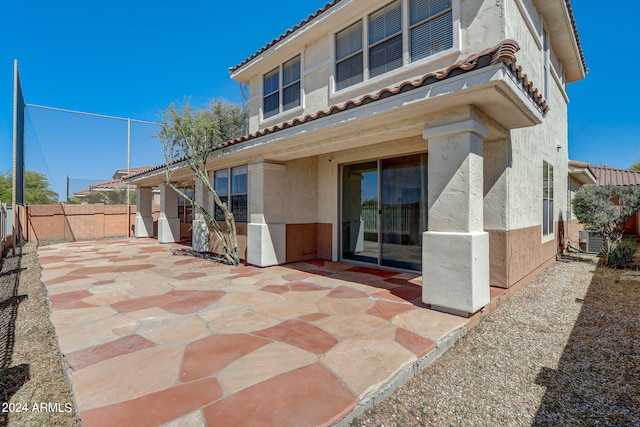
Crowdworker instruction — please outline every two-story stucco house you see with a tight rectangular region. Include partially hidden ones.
[127,0,586,316]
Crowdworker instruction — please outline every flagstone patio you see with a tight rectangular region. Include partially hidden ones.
[39,238,469,426]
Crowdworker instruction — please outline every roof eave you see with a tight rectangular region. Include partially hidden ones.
[533,0,587,82]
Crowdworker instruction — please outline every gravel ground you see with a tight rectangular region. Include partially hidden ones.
[0,242,79,427]
[352,253,640,427]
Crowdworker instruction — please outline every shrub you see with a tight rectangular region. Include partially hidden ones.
[608,240,638,269]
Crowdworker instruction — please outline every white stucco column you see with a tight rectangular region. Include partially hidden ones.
[422,119,490,315]
[134,187,154,238]
[158,183,180,244]
[192,179,209,252]
[247,161,286,266]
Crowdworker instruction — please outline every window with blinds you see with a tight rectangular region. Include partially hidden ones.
[334,0,455,92]
[262,55,301,120]
[369,1,403,78]
[283,56,301,112]
[336,21,364,91]
[410,0,453,61]
[263,68,280,119]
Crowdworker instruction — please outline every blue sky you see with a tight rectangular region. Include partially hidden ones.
[1,1,639,200]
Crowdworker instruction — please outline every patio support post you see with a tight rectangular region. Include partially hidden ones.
[192,179,209,252]
[158,183,180,243]
[134,187,154,238]
[422,118,491,315]
[247,161,286,266]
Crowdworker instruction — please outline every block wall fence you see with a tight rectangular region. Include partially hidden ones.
[26,204,154,243]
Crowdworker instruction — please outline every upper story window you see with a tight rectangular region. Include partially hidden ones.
[336,22,364,91]
[409,0,453,61]
[335,0,453,91]
[263,55,301,120]
[369,1,403,78]
[542,27,550,100]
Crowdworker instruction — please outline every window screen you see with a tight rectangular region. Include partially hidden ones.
[263,68,280,119]
[336,21,364,90]
[282,56,301,112]
[214,169,229,221]
[369,2,403,78]
[409,0,453,62]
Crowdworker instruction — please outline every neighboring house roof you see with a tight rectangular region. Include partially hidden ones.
[229,0,586,76]
[73,179,130,198]
[588,165,640,187]
[127,39,544,181]
[113,166,155,180]
[568,160,597,185]
[76,167,153,197]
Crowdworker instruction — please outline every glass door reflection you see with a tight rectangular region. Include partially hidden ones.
[342,161,379,264]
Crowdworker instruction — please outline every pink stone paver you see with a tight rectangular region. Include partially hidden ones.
[39,238,470,426]
[254,319,338,354]
[65,335,157,371]
[203,364,357,427]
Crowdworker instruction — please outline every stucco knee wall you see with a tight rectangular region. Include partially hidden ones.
[488,223,560,289]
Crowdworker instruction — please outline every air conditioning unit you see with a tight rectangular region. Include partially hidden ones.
[579,230,604,254]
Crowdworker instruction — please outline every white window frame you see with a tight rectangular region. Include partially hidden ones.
[542,160,554,238]
[213,165,248,223]
[260,55,303,123]
[330,0,459,98]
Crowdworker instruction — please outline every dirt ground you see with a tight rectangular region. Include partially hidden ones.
[0,242,79,427]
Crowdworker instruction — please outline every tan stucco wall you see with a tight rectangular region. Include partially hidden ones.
[488,222,560,289]
[243,0,513,134]
[284,157,319,225]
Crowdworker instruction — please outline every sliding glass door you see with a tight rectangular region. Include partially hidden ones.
[341,154,428,271]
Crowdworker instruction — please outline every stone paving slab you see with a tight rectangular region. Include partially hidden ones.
[38,238,469,426]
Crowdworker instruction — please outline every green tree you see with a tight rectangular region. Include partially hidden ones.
[81,189,136,205]
[631,162,640,171]
[0,170,59,204]
[572,184,640,265]
[157,99,248,265]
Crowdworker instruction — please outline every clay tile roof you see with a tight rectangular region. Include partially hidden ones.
[120,166,155,177]
[569,160,589,169]
[90,179,130,190]
[127,39,545,181]
[564,0,588,73]
[229,0,343,74]
[588,166,640,187]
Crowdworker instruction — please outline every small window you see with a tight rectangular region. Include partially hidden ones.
[369,1,403,78]
[542,27,550,100]
[543,161,554,236]
[262,56,301,120]
[409,0,453,62]
[263,68,280,119]
[214,166,247,223]
[336,21,364,91]
[283,56,301,112]
[177,187,193,224]
[231,165,248,223]
[214,170,229,221]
